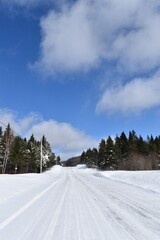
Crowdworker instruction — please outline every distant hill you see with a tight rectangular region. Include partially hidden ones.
[62,156,81,167]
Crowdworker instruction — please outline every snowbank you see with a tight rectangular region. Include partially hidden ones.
[99,170,160,194]
[76,164,160,194]
[0,165,63,203]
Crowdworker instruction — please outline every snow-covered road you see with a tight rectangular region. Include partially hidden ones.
[0,166,160,240]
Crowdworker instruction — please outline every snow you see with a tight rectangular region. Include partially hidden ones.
[76,165,160,194]
[98,170,160,194]
[0,165,160,239]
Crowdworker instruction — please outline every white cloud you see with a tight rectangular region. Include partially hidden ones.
[26,120,98,159]
[35,0,101,73]
[0,109,40,134]
[0,109,98,160]
[2,0,160,74]
[35,0,160,74]
[96,73,160,114]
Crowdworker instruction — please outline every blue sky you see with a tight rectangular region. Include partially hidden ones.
[1,0,160,160]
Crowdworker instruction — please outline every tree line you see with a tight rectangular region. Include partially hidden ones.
[0,124,59,174]
[80,130,160,170]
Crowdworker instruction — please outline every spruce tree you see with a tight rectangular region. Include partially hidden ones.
[9,136,27,173]
[98,139,107,169]
[80,151,86,164]
[27,134,40,173]
[85,148,95,168]
[119,132,129,161]
[0,127,4,169]
[137,135,148,155]
[2,124,14,174]
[42,135,56,169]
[128,130,138,153]
[114,135,121,169]
[56,156,61,165]
[105,136,116,170]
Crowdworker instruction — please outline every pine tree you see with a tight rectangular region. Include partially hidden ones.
[119,132,129,161]
[27,134,40,173]
[105,136,117,170]
[80,151,86,164]
[0,127,4,169]
[128,130,138,153]
[98,139,107,169]
[92,147,98,166]
[154,136,160,154]
[42,135,56,169]
[147,135,156,153]
[114,135,121,169]
[2,124,14,174]
[9,136,27,173]
[85,148,95,168]
[56,156,61,165]
[137,135,148,155]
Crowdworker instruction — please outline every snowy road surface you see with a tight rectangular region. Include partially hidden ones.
[0,166,160,240]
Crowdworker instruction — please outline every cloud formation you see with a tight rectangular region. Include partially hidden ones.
[36,0,160,73]
[36,0,101,73]
[96,73,160,114]
[0,109,40,134]
[3,0,160,116]
[0,109,98,160]
[26,120,98,159]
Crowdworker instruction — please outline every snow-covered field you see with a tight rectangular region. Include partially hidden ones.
[0,165,160,240]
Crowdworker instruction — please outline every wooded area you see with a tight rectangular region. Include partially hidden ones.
[80,130,160,170]
[0,124,57,174]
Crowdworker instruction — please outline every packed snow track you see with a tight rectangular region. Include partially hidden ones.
[0,166,160,240]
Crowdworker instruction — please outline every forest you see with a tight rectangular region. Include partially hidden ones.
[0,124,58,174]
[80,130,160,170]
[1,123,160,173]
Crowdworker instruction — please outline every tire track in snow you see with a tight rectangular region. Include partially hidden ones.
[43,175,69,240]
[77,175,145,240]
[70,169,87,240]
[73,170,160,240]
[84,172,160,235]
[105,189,160,235]
[92,173,160,222]
[72,170,140,240]
[71,169,122,240]
[108,187,160,222]
[61,189,70,240]
[0,180,58,232]
[15,176,67,240]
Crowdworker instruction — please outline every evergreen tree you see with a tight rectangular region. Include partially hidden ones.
[85,148,96,168]
[80,151,86,164]
[98,139,107,169]
[42,135,56,169]
[2,124,14,174]
[92,147,98,166]
[154,136,160,154]
[56,156,61,165]
[114,135,121,169]
[27,134,40,173]
[0,127,4,169]
[79,130,160,171]
[9,136,27,173]
[137,135,148,155]
[0,124,57,174]
[119,132,129,161]
[147,135,156,153]
[128,130,138,153]
[105,136,116,170]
